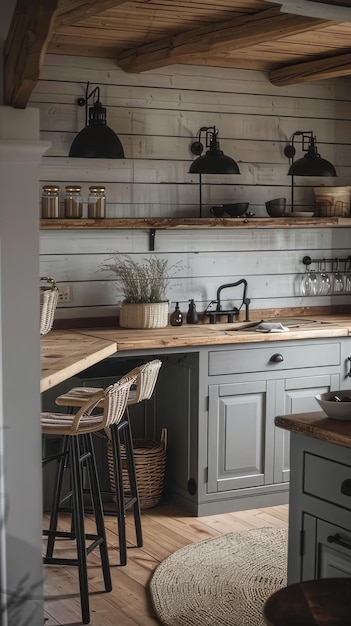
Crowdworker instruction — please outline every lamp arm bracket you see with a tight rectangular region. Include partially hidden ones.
[75,82,101,127]
[190,125,217,155]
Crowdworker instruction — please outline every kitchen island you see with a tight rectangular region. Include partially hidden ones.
[41,314,351,515]
[275,411,351,585]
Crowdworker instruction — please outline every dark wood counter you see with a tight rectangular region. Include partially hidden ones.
[275,412,351,449]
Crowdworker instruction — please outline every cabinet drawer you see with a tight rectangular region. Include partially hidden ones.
[304,453,351,511]
[208,342,341,376]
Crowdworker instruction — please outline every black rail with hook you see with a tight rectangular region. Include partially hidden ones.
[302,255,351,268]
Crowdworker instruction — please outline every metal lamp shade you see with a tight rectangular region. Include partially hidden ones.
[188,125,240,217]
[69,101,124,158]
[288,155,337,177]
[189,152,240,174]
[189,127,240,175]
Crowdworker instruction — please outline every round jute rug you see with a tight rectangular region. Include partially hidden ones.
[149,526,287,626]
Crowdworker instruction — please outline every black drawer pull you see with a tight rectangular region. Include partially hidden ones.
[341,479,351,496]
[270,353,284,363]
[327,533,351,551]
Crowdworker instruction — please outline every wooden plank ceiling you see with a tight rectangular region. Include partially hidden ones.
[4,0,351,108]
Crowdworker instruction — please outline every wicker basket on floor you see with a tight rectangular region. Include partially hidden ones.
[40,276,59,335]
[107,428,167,510]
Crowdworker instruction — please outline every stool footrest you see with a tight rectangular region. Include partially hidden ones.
[43,534,104,556]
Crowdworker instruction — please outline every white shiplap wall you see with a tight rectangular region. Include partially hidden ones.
[34,55,351,319]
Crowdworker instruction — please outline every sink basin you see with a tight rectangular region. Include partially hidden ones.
[263,317,332,327]
[221,318,334,332]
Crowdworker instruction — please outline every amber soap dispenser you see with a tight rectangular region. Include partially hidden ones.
[170,302,183,326]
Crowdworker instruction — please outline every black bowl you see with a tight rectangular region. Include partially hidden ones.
[210,203,249,217]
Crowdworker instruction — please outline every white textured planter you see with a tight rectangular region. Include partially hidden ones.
[119,301,169,329]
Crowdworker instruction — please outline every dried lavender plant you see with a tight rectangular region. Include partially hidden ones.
[100,255,170,303]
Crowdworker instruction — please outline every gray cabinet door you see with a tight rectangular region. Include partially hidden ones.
[273,373,340,484]
[207,372,341,495]
[207,379,276,492]
[302,514,351,580]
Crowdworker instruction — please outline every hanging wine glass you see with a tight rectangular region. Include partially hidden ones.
[333,259,345,293]
[298,263,318,296]
[318,260,332,295]
[344,257,351,293]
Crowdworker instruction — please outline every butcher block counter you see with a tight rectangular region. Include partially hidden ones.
[40,329,117,392]
[40,314,351,387]
[73,314,351,351]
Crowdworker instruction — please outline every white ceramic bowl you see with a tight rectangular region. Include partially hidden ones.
[315,390,351,420]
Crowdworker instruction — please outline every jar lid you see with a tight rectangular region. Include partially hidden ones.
[65,185,81,192]
[43,185,59,192]
[89,186,106,193]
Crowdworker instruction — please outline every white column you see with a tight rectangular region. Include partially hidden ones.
[0,106,50,625]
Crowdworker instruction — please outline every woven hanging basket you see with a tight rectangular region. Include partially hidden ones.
[107,428,167,510]
[40,276,59,335]
[119,301,169,329]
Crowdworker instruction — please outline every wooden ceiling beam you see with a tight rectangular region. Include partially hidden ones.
[4,0,60,109]
[270,50,351,85]
[54,0,131,29]
[117,7,334,72]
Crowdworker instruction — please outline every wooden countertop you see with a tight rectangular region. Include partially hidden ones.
[76,315,351,351]
[275,412,351,449]
[40,314,351,391]
[40,330,117,392]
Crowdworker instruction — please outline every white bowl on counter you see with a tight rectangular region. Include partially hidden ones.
[315,390,351,420]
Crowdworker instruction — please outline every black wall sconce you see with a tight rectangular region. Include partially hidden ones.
[69,82,125,159]
[189,126,240,217]
[284,130,337,212]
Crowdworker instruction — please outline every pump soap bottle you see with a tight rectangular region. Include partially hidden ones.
[187,299,198,324]
[170,302,183,326]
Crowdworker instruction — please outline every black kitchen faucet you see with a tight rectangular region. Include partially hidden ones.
[204,279,250,324]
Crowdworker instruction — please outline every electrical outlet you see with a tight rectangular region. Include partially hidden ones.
[58,284,72,303]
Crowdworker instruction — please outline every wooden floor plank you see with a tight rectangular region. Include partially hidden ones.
[44,503,288,625]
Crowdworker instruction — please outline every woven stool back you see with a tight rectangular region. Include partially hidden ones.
[103,374,137,428]
[127,359,162,405]
[42,375,136,436]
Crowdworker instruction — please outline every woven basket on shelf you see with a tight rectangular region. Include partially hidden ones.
[313,186,351,217]
[40,276,59,335]
[107,428,167,509]
[119,301,169,329]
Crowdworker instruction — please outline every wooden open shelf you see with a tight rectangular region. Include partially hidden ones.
[40,217,351,230]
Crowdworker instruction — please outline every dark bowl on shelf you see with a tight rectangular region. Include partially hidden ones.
[210,202,249,218]
[265,198,287,217]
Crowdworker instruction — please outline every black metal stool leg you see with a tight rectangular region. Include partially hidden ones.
[110,423,127,566]
[121,418,143,548]
[44,435,70,558]
[70,435,90,625]
[84,434,112,592]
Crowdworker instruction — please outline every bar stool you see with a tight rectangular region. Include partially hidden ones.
[54,359,162,565]
[42,374,135,624]
[263,578,351,625]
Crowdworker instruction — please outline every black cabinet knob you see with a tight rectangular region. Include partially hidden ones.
[270,353,284,363]
[341,479,351,496]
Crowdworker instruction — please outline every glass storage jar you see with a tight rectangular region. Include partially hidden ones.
[64,185,83,218]
[88,186,106,218]
[41,185,59,218]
